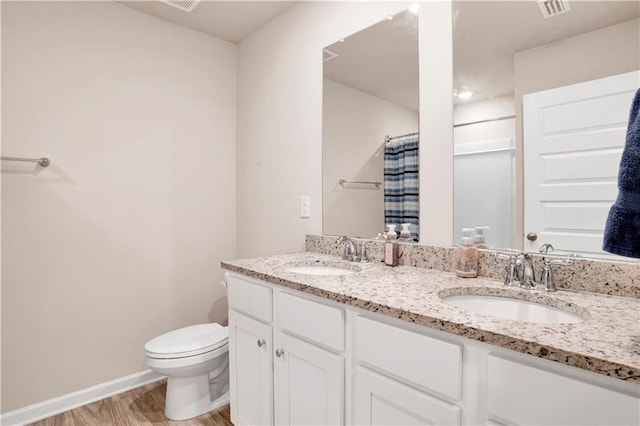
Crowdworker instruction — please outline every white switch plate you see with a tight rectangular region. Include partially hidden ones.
[300,195,311,218]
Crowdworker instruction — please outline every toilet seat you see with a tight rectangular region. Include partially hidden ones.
[145,323,228,359]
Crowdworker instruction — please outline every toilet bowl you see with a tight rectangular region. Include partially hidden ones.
[144,323,229,420]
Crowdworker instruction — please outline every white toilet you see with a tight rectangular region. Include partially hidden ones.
[144,323,230,420]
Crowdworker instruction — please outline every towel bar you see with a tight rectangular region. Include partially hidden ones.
[1,156,50,167]
[339,179,381,188]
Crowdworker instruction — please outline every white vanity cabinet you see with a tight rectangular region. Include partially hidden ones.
[226,272,345,425]
[226,271,640,426]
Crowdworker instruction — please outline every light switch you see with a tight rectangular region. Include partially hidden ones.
[300,195,311,218]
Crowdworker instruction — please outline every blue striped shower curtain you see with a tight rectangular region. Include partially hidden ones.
[384,135,419,240]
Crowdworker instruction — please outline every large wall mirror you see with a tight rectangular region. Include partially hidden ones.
[322,8,419,240]
[452,0,639,257]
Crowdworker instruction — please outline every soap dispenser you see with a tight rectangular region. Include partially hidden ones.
[474,226,489,249]
[398,223,413,242]
[384,224,399,266]
[455,228,478,278]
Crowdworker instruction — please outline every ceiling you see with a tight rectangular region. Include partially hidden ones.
[453,0,640,102]
[323,1,639,110]
[324,10,419,112]
[121,1,638,106]
[120,0,297,44]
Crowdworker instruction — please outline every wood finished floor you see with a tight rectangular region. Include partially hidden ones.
[28,380,232,426]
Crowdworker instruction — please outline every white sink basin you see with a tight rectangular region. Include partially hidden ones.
[285,264,359,276]
[443,294,583,324]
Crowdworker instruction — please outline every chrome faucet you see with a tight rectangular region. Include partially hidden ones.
[519,253,536,290]
[336,236,357,261]
[493,244,575,292]
[335,236,368,262]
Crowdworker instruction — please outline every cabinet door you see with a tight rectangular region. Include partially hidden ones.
[354,366,461,425]
[274,332,344,425]
[487,355,640,425]
[229,310,273,426]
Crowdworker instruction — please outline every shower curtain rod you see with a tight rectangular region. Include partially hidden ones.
[385,132,419,143]
[453,115,516,128]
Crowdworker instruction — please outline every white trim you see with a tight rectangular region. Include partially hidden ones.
[1,369,164,426]
[453,138,514,156]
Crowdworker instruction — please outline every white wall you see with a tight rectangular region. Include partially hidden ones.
[1,1,237,411]
[453,94,515,145]
[418,1,453,247]
[236,1,453,257]
[236,1,411,258]
[323,78,418,238]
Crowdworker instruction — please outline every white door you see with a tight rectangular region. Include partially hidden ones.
[228,310,273,426]
[523,70,639,255]
[274,332,344,425]
[353,366,460,425]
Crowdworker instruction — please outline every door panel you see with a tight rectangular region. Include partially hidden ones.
[354,366,460,425]
[523,70,640,255]
[274,332,344,425]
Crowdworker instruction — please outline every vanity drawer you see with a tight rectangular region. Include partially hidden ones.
[354,316,462,401]
[487,355,640,425]
[277,291,344,352]
[226,272,272,323]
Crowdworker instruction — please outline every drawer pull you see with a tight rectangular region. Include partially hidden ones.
[275,349,285,358]
[257,339,266,348]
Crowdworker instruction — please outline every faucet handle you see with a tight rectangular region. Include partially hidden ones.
[492,252,516,261]
[335,235,348,244]
[539,243,554,254]
[539,257,573,292]
[545,257,574,266]
[358,241,369,263]
[492,252,521,286]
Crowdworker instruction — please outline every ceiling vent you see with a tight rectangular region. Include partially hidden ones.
[537,0,571,19]
[323,49,338,63]
[159,0,201,13]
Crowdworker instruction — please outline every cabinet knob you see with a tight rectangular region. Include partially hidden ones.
[257,339,266,348]
[275,349,285,358]
[527,232,538,241]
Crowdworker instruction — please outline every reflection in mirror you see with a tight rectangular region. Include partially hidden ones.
[322,9,419,240]
[452,0,639,257]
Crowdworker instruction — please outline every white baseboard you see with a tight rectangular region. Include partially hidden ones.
[1,369,164,426]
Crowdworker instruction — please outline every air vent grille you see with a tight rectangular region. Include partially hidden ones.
[160,0,201,13]
[323,49,338,63]
[537,0,571,19]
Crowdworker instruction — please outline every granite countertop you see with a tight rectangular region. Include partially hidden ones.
[221,252,640,383]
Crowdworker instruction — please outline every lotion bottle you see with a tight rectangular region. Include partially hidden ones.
[455,228,478,278]
[384,224,399,267]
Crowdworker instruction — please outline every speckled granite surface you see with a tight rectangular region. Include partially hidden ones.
[221,251,640,383]
[306,234,640,298]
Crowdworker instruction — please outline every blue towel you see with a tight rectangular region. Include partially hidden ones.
[603,88,640,258]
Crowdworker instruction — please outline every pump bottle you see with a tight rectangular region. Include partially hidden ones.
[398,223,413,242]
[474,226,489,249]
[384,224,399,266]
[455,228,478,278]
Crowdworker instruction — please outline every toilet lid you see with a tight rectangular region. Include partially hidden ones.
[145,323,228,359]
